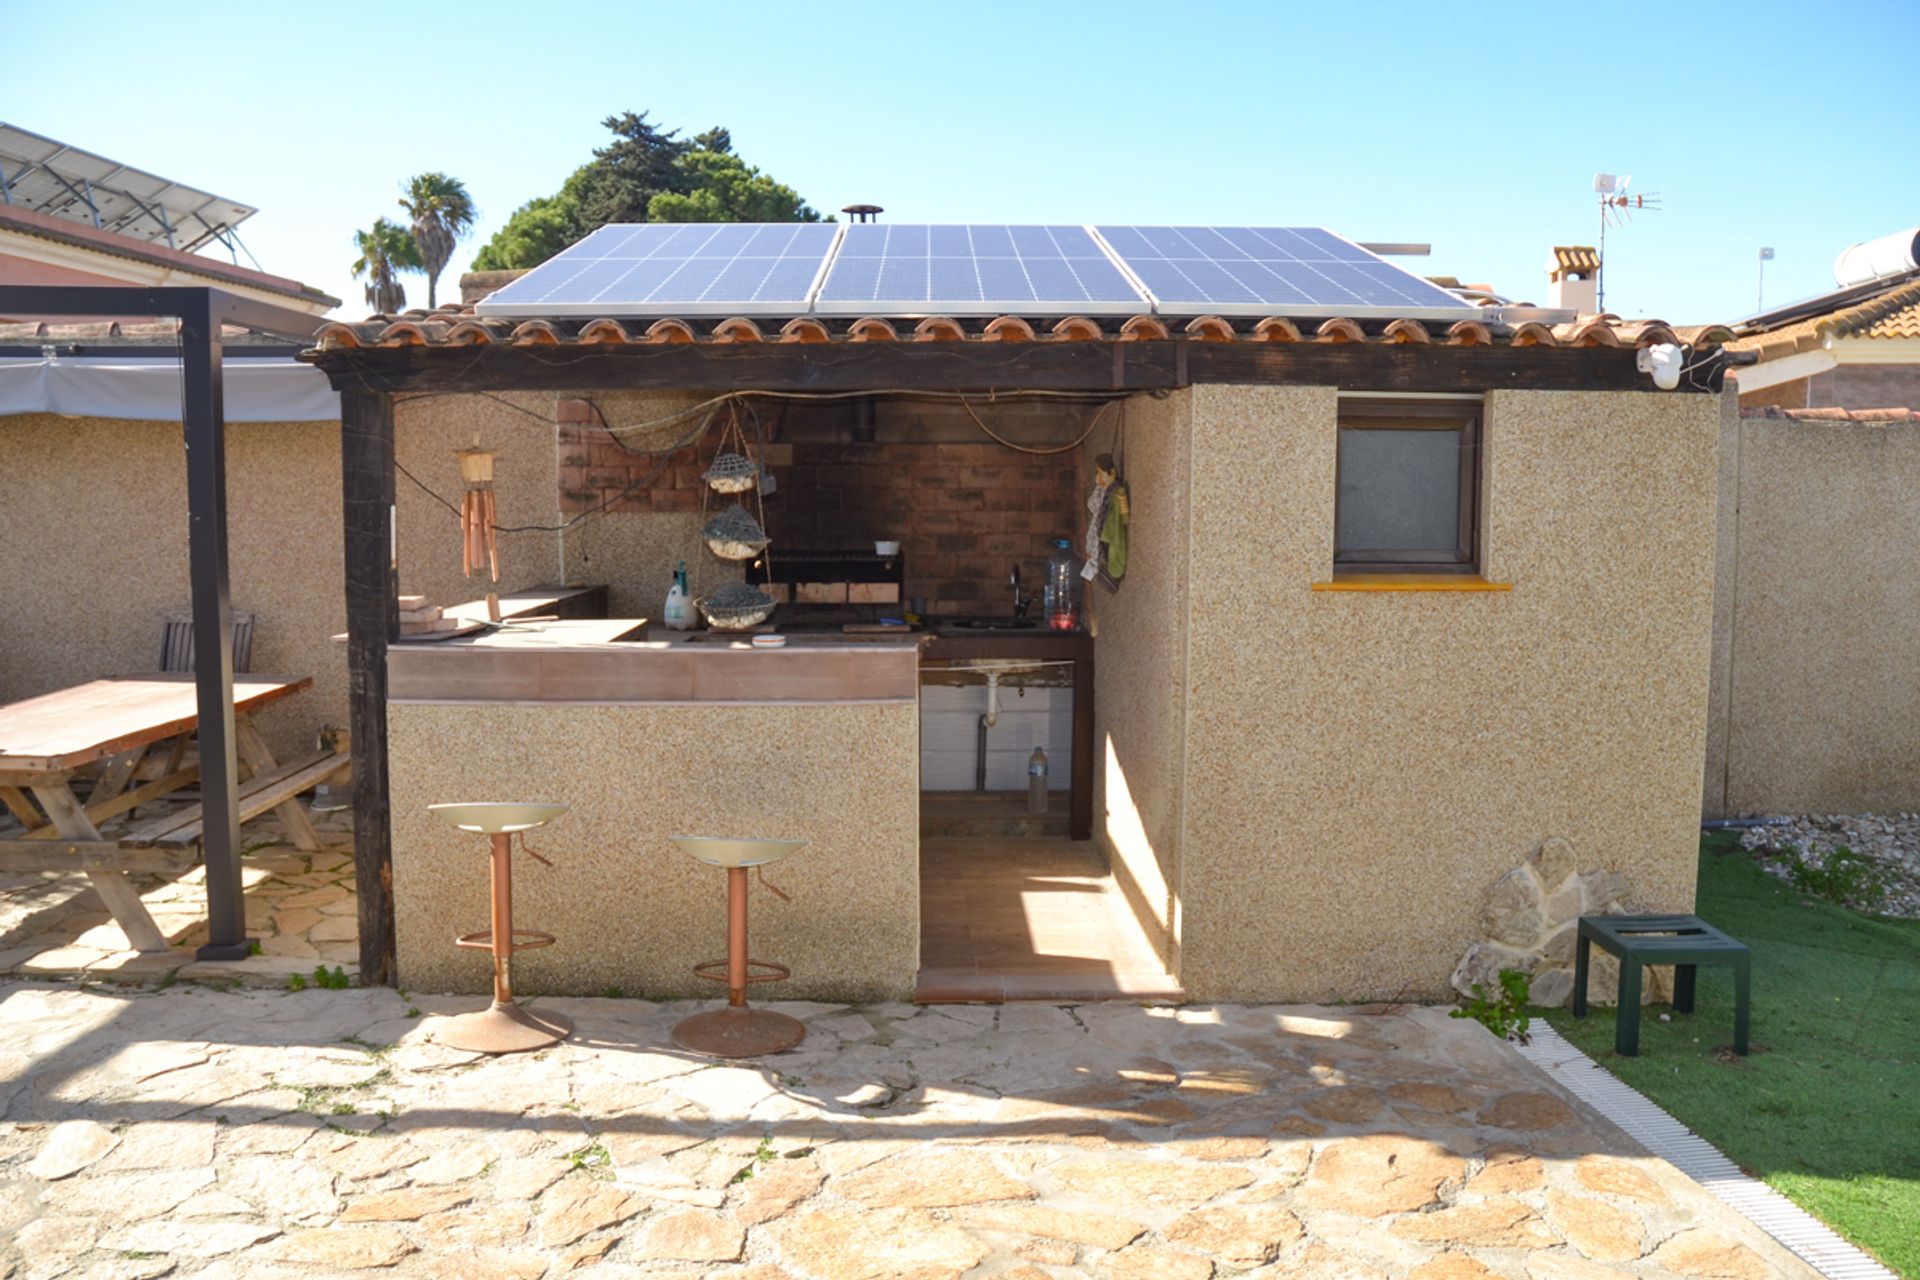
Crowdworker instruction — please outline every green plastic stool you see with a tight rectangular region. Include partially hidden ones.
[1572,914,1750,1057]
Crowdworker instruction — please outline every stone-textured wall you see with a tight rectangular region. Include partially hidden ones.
[1706,410,1920,813]
[1084,390,1192,968]
[1172,386,1720,1003]
[0,395,563,758]
[387,700,920,1001]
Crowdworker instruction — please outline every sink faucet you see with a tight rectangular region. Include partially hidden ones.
[1010,565,1028,619]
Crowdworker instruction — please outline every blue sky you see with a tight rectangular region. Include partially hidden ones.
[8,1,1917,323]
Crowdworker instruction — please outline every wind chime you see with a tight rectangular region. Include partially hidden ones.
[457,446,503,622]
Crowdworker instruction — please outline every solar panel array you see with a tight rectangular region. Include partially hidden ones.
[477,223,841,316]
[472,222,1480,320]
[814,224,1145,315]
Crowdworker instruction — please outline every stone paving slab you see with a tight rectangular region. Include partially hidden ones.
[0,983,1817,1280]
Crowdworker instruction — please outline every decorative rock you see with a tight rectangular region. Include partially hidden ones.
[1103,1246,1215,1280]
[1163,1205,1304,1266]
[1544,1190,1644,1262]
[1051,1158,1255,1209]
[768,1208,988,1280]
[1574,1155,1670,1205]
[1479,1091,1576,1131]
[1582,871,1631,914]
[959,1203,1147,1249]
[632,1209,746,1262]
[835,1149,1033,1208]
[269,1225,416,1268]
[1649,1229,1772,1280]
[1535,836,1580,889]
[340,1185,475,1221]
[1297,1134,1464,1216]
[26,1119,119,1179]
[1483,866,1546,947]
[1529,968,1575,1009]
[1451,941,1537,998]
[537,1179,642,1246]
[1389,1199,1558,1249]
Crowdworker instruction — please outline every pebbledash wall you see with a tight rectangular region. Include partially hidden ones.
[1705,404,1920,815]
[1087,385,1722,1002]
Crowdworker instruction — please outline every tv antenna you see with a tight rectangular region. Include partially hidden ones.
[1592,172,1662,312]
[1756,246,1775,312]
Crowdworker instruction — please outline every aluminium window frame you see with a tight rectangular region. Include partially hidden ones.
[1332,398,1483,575]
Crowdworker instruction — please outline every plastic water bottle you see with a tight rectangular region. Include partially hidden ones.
[1044,539,1081,631]
[1028,747,1049,814]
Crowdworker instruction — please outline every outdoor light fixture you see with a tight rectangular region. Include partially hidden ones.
[1637,343,1684,391]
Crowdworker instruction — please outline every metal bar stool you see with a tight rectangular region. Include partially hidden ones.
[668,835,808,1059]
[427,802,572,1054]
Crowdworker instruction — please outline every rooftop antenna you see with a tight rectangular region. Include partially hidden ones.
[1592,172,1661,312]
[1756,246,1775,312]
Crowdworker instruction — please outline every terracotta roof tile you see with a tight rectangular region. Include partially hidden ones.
[1742,405,1919,424]
[1730,275,1920,359]
[912,317,966,343]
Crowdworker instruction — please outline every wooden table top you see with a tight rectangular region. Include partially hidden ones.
[0,673,312,773]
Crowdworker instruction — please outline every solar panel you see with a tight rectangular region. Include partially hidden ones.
[1094,226,1477,318]
[812,224,1149,316]
[473,222,842,317]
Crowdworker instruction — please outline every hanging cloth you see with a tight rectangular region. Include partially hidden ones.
[1082,449,1130,592]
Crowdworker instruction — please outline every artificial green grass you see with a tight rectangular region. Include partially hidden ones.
[1544,833,1920,1278]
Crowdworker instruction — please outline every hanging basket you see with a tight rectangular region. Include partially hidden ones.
[698,581,776,631]
[702,451,761,494]
[701,504,769,560]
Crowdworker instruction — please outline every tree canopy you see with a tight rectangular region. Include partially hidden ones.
[350,218,422,314]
[398,172,477,309]
[472,112,821,272]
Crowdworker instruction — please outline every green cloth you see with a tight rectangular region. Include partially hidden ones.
[1100,483,1129,581]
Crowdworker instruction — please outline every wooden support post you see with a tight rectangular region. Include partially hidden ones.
[343,387,398,986]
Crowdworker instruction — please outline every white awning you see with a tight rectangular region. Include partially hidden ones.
[0,355,339,423]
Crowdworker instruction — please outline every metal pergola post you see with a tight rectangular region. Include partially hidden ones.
[0,284,323,960]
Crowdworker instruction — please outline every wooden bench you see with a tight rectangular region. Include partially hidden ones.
[1572,913,1751,1057]
[119,750,349,850]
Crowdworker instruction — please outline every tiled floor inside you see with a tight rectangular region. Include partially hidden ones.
[917,835,1183,1002]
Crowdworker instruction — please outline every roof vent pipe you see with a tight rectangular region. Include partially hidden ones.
[841,204,883,223]
[1833,227,1920,287]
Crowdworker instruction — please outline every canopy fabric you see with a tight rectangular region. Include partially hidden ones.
[0,355,339,423]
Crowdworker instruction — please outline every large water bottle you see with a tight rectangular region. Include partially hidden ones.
[1044,539,1081,631]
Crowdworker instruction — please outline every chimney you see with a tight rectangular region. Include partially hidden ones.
[841,204,884,223]
[1548,246,1600,313]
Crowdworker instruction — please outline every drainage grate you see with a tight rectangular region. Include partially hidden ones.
[1514,1023,1896,1280]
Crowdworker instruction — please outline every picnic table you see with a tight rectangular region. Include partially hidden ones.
[0,673,330,953]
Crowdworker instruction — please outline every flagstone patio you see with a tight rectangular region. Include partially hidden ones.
[0,982,1815,1280]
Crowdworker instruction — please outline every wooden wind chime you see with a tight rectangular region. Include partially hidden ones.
[457,447,503,622]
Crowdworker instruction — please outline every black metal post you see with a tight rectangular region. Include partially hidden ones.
[180,292,250,960]
[342,388,399,985]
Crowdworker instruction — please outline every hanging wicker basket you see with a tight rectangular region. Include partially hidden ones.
[698,581,776,631]
[701,504,769,560]
[702,451,761,494]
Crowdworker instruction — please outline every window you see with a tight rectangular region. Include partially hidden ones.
[1334,400,1481,574]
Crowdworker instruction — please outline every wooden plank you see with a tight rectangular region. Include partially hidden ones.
[90,746,145,805]
[0,673,314,772]
[343,386,397,986]
[19,765,200,839]
[307,339,1725,397]
[121,751,345,849]
[0,785,41,826]
[0,839,197,876]
[28,781,170,953]
[234,721,323,853]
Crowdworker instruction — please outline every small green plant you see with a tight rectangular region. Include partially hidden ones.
[600,986,625,999]
[1452,968,1532,1043]
[567,1142,610,1175]
[729,1136,779,1185]
[312,965,351,990]
[1777,844,1888,912]
[404,1005,422,1019]
[247,940,263,957]
[330,1102,357,1116]
[286,973,307,992]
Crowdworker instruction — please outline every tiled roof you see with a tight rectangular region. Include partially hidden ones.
[1550,246,1600,278]
[0,204,338,308]
[312,301,1731,353]
[1741,405,1919,425]
[1729,274,1920,361]
[0,319,294,347]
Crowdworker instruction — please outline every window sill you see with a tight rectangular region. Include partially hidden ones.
[1311,574,1512,593]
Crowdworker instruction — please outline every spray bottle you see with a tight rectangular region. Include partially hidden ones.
[664,560,693,631]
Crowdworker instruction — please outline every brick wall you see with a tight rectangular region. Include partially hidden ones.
[554,396,1090,617]
[764,440,1082,616]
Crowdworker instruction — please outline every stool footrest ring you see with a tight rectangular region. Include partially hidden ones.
[692,957,791,985]
[456,928,557,953]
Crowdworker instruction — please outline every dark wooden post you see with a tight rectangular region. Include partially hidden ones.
[181,293,249,960]
[342,388,398,985]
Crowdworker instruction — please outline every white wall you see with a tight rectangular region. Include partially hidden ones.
[920,683,1073,791]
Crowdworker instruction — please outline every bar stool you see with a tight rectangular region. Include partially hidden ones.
[668,835,808,1058]
[427,802,572,1054]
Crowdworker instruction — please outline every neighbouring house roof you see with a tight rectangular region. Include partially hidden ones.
[313,300,1732,353]
[0,319,300,349]
[1728,272,1920,362]
[0,204,338,309]
[1741,405,1920,425]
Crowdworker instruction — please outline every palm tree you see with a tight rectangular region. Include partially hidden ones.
[398,172,476,309]
[350,218,421,314]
